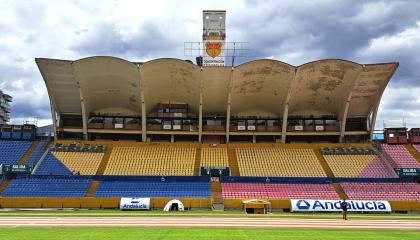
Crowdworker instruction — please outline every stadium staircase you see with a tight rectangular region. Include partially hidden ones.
[314,147,348,199]
[313,147,335,178]
[18,140,39,165]
[95,146,113,175]
[0,179,13,196]
[227,147,240,176]
[193,146,201,176]
[332,183,348,200]
[211,181,224,211]
[404,144,420,164]
[86,180,99,197]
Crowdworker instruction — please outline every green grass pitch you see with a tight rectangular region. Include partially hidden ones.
[0,228,419,240]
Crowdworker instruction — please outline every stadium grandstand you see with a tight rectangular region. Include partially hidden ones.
[1,11,420,214]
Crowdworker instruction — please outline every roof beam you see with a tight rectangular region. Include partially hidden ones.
[198,67,203,143]
[281,68,296,143]
[138,64,147,142]
[369,64,399,140]
[225,68,234,143]
[339,66,364,143]
[35,59,60,139]
[72,62,88,140]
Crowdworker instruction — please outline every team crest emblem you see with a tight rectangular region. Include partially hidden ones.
[205,42,222,58]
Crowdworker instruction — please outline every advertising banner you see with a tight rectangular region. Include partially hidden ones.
[120,198,150,210]
[394,168,420,177]
[1,164,32,174]
[290,199,391,212]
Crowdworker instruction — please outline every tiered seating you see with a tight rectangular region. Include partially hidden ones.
[341,182,420,201]
[0,140,32,164]
[95,178,210,198]
[34,153,72,175]
[324,155,396,178]
[236,148,326,177]
[381,144,420,168]
[413,144,420,153]
[358,156,397,178]
[25,140,48,166]
[200,147,229,167]
[104,146,196,176]
[52,152,104,175]
[2,176,91,197]
[222,183,339,199]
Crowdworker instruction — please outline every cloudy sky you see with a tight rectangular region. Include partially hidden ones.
[0,0,419,129]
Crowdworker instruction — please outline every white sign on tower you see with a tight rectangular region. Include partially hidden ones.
[203,10,226,66]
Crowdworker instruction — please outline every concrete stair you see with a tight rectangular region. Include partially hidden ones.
[193,147,201,176]
[314,147,348,199]
[95,146,113,175]
[211,181,224,211]
[333,183,349,200]
[227,147,240,176]
[18,140,40,165]
[404,144,420,164]
[313,147,335,178]
[0,179,12,196]
[86,180,99,197]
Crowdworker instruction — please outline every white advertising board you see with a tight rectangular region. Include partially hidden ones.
[120,198,150,210]
[290,199,391,212]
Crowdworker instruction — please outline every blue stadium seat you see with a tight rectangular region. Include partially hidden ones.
[0,132,11,139]
[0,140,32,165]
[12,132,22,140]
[2,176,91,198]
[95,179,211,198]
[34,153,72,175]
[25,140,48,167]
[22,133,33,140]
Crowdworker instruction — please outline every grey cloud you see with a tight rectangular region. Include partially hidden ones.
[72,21,183,60]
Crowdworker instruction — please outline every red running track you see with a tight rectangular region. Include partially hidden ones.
[0,217,419,230]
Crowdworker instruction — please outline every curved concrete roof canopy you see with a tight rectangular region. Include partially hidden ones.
[36,56,398,124]
[288,59,363,117]
[231,59,295,117]
[141,58,201,115]
[73,56,142,117]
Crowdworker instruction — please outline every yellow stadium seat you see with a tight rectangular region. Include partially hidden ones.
[235,148,327,177]
[103,146,196,176]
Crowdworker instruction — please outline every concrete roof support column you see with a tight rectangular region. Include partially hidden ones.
[198,68,203,143]
[50,105,58,141]
[281,104,288,143]
[225,68,234,143]
[141,90,147,142]
[72,63,88,140]
[78,89,88,140]
[139,64,147,142]
[281,69,296,143]
[339,101,350,143]
[198,94,203,143]
[339,66,364,143]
